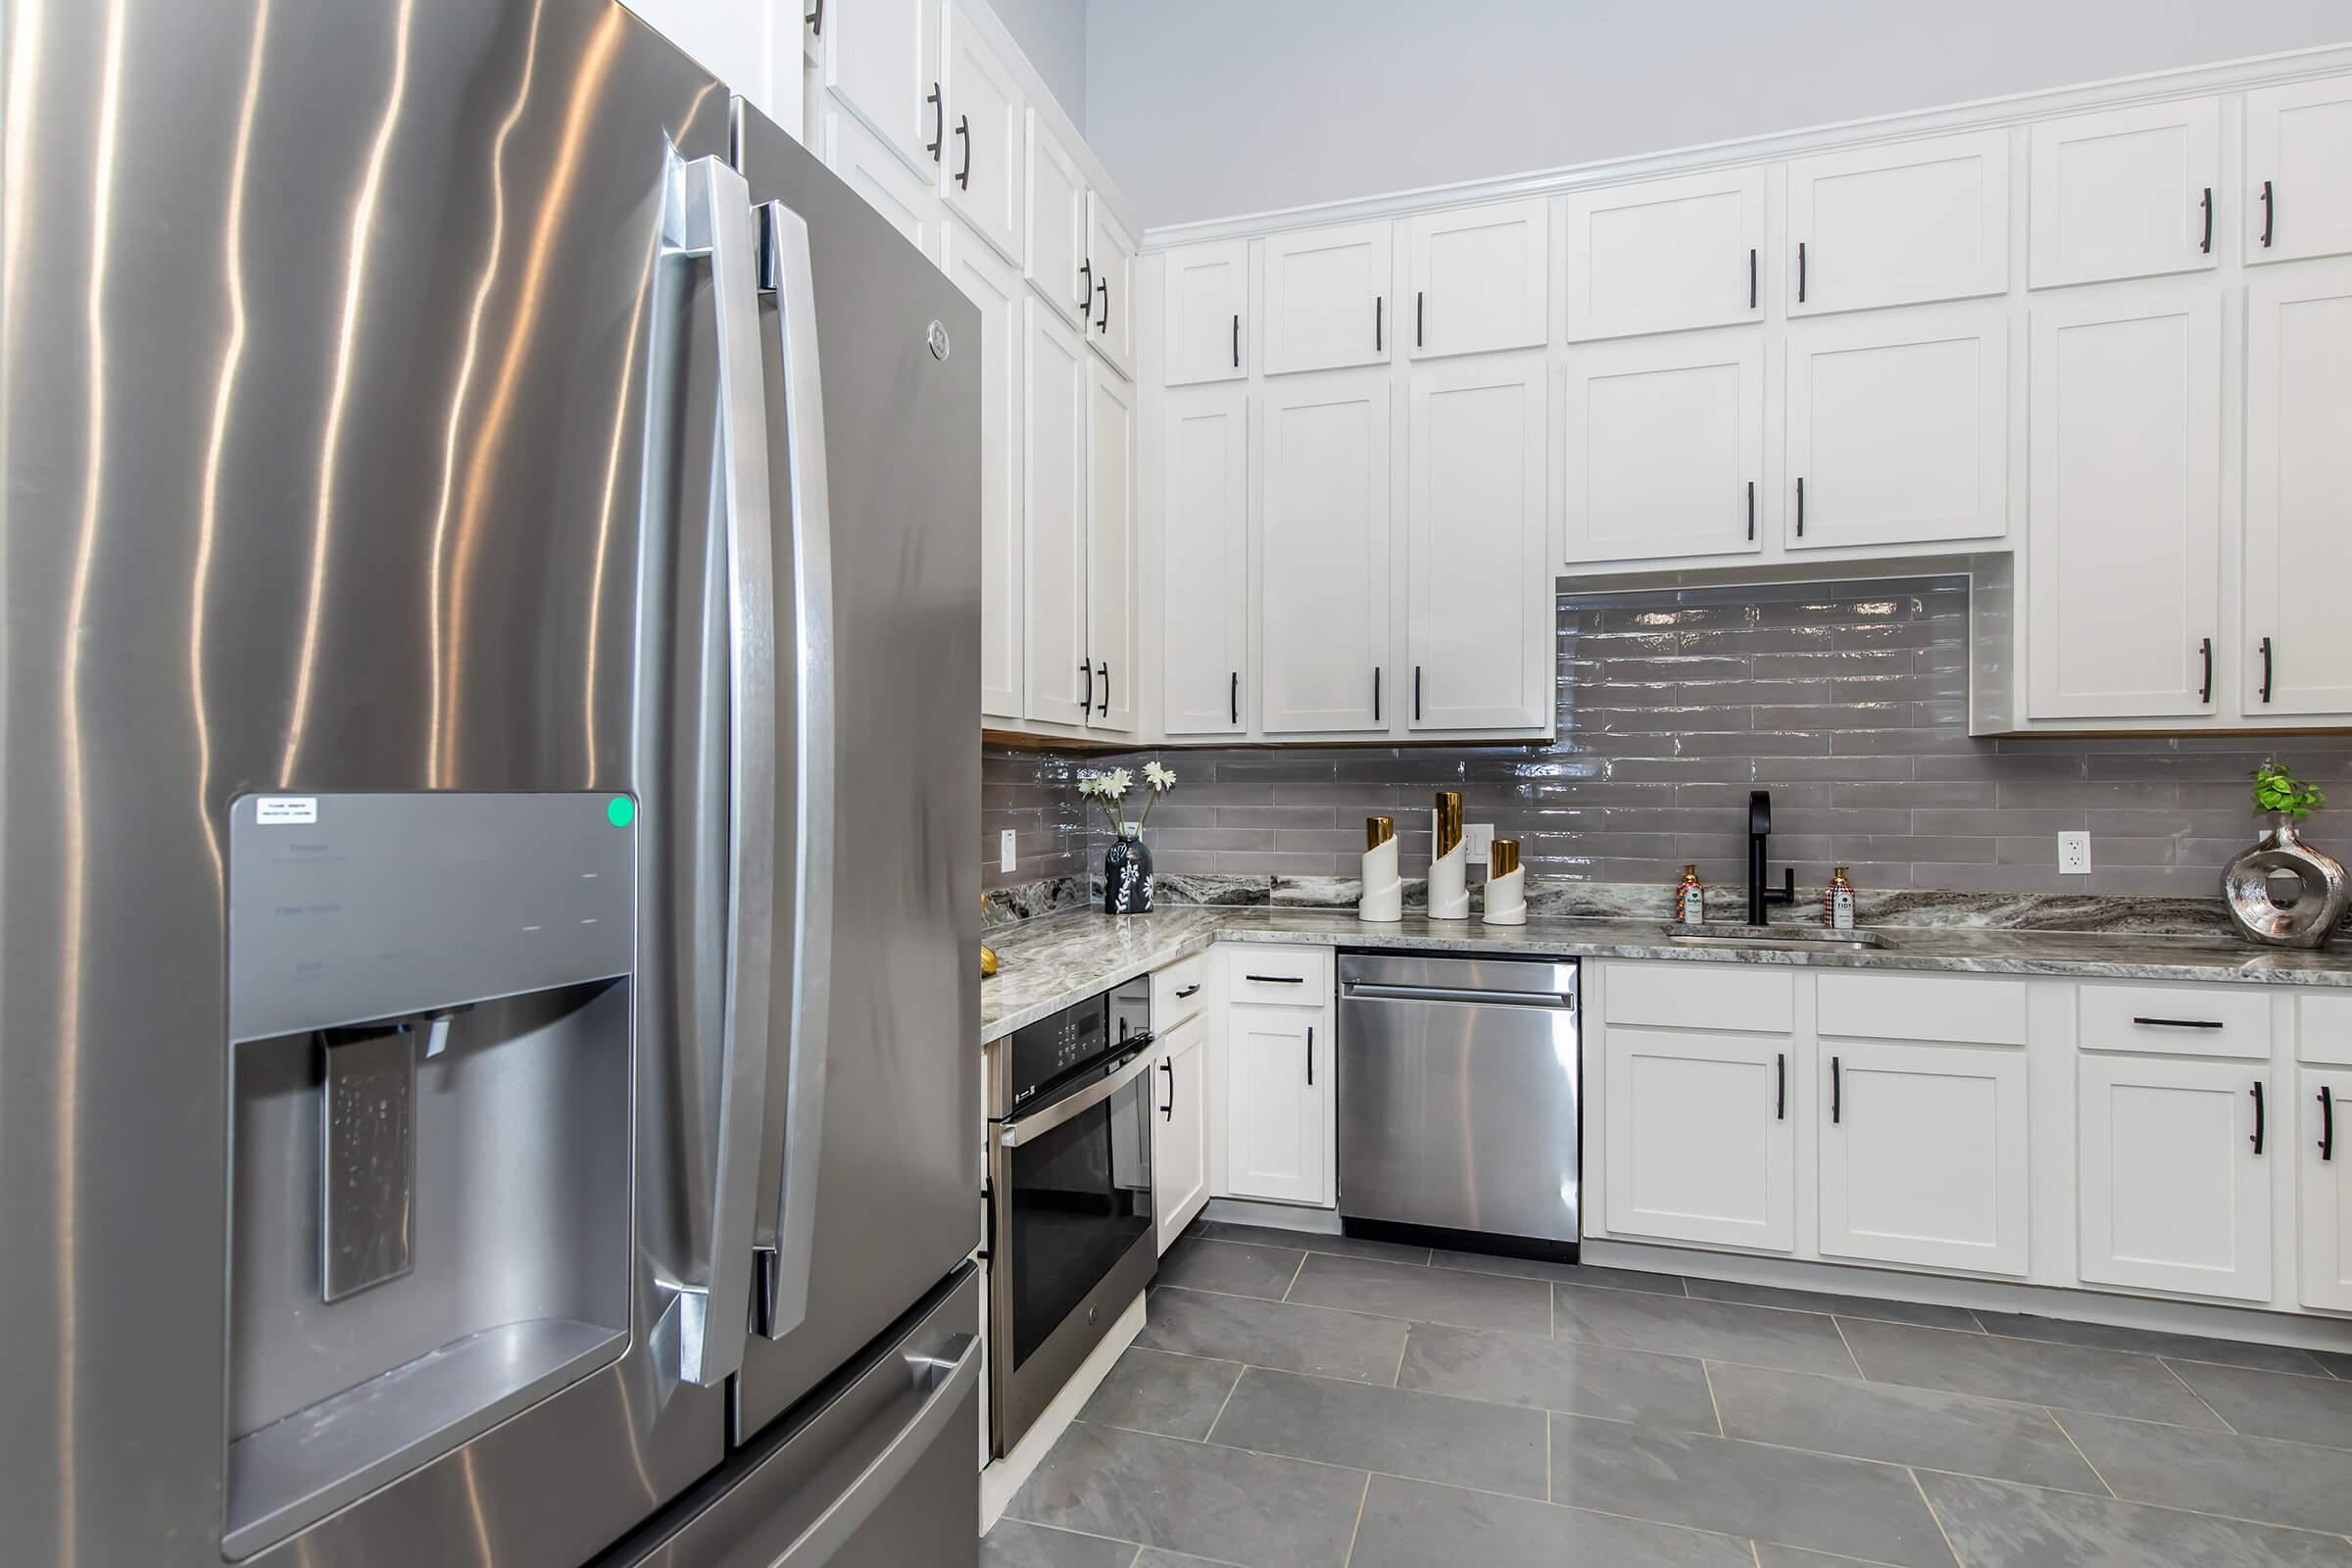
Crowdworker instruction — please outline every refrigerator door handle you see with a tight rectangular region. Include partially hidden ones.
[663,153,778,1391]
[770,1333,979,1567]
[752,199,835,1346]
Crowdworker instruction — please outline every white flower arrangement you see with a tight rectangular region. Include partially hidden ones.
[1079,760,1176,836]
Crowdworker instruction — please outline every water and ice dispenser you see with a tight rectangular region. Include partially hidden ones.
[222,794,636,1557]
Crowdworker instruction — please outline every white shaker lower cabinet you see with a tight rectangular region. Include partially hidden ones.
[1160,387,1250,736]
[1600,1028,1794,1252]
[1785,304,2008,553]
[1562,330,1764,565]
[2026,283,2220,721]
[2078,1054,2274,1301]
[1216,947,1335,1207]
[1258,374,1392,734]
[1406,357,1547,732]
[1152,1009,1211,1252]
[1819,1042,2030,1276]
[2244,265,2352,717]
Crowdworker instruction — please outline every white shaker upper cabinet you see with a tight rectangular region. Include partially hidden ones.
[1566,168,1766,341]
[1406,358,1547,731]
[1258,373,1391,734]
[2247,75,2352,265]
[1788,129,2009,317]
[1786,303,2007,552]
[2078,1054,2273,1303]
[1404,198,1548,360]
[1161,387,1250,736]
[1086,360,1137,733]
[820,106,943,262]
[2027,284,2219,721]
[2245,264,2352,717]
[821,0,941,177]
[2030,99,2220,289]
[1261,220,1394,376]
[941,223,1023,721]
[1086,195,1137,379]
[1562,330,1764,564]
[937,6,1024,267]
[1163,240,1250,386]
[1025,111,1090,327]
[1021,300,1091,726]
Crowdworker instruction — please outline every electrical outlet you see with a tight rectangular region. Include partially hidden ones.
[999,829,1016,873]
[1464,823,1495,862]
[2058,831,2091,875]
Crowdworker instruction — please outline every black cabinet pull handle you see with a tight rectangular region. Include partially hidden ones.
[1097,661,1109,715]
[1230,669,1239,726]
[1746,480,1755,542]
[2132,1016,2224,1029]
[1246,974,1305,984]
[1797,240,1807,304]
[2262,178,2276,248]
[926,83,942,161]
[955,115,971,188]
[1306,1024,1314,1086]
[1096,279,1108,333]
[2260,636,2275,704]
[2198,638,2213,705]
[2324,1086,2337,1162]
[2200,186,2213,255]
[1414,664,1422,721]
[1795,475,1805,538]
[1375,295,1383,351]
[1078,258,1092,313]
[1176,983,1200,1000]
[1775,1053,1786,1120]
[1373,665,1381,721]
[1232,313,1241,369]
[1831,1054,1841,1124]
[1079,659,1092,713]
[806,0,822,33]
[1161,1058,1174,1122]
[2252,1079,2267,1155]
[1416,290,1425,348]
[1748,247,1758,309]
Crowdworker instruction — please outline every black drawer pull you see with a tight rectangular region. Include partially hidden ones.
[1797,240,1807,304]
[1175,983,1200,1000]
[1795,475,1805,537]
[1414,664,1422,721]
[2322,1085,2336,1162]
[1373,665,1381,722]
[1746,480,1755,542]
[1161,1058,1175,1122]
[2198,637,2213,705]
[1375,295,1383,351]
[1233,313,1241,369]
[1306,1024,1314,1086]
[1831,1054,1841,1124]
[2199,186,2213,254]
[1246,974,1305,985]
[1416,290,1425,348]
[2261,179,2275,248]
[1748,247,1758,309]
[1775,1053,1786,1120]
[2260,636,2275,705]
[925,83,942,162]
[2132,1016,2223,1030]
[2252,1079,2267,1155]
[1230,669,1239,726]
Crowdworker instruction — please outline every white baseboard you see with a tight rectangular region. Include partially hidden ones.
[979,1290,1145,1533]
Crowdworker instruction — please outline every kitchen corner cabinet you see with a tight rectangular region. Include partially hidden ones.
[1258,373,1392,734]
[1404,199,1548,360]
[1406,357,1547,730]
[1152,1009,1211,1252]
[2245,77,2352,265]
[937,4,1024,266]
[1565,168,1767,341]
[1562,330,1765,564]
[1787,129,2009,317]
[1160,387,1250,736]
[820,0,941,178]
[1261,221,1394,376]
[1086,196,1137,379]
[2026,282,2220,721]
[2029,99,2220,289]
[2078,1054,2273,1301]
[1163,240,1250,387]
[1215,948,1335,1208]
[943,223,1025,720]
[2244,263,2352,717]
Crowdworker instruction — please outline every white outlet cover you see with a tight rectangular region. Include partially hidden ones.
[2058,830,2091,874]
[1465,823,1495,861]
[999,828,1017,873]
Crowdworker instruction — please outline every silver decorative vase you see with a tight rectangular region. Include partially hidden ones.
[2223,814,2349,949]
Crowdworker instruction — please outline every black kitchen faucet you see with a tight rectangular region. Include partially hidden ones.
[1748,789,1798,925]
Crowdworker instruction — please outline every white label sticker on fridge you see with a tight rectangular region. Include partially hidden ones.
[255,797,318,825]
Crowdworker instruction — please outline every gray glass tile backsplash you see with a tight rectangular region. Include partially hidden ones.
[984,576,2352,900]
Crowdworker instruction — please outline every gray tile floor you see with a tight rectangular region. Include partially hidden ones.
[984,1220,2352,1568]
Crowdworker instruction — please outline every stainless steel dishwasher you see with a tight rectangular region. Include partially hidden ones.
[1338,952,1581,1256]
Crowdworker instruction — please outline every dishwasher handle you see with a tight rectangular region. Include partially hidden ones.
[1344,981,1575,1008]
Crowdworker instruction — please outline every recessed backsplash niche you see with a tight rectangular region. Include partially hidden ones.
[986,575,2352,909]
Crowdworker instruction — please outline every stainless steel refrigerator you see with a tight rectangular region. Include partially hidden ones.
[0,3,982,1566]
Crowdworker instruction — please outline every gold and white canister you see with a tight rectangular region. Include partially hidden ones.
[1482,839,1526,925]
[1428,791,1469,920]
[1359,815,1402,922]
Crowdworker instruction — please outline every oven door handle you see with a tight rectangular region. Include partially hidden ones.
[1001,1050,1156,1148]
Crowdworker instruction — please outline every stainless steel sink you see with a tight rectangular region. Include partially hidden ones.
[1661,922,1888,951]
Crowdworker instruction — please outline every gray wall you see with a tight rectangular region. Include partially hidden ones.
[990,0,1088,129]
[1089,577,2352,900]
[1083,1,2352,225]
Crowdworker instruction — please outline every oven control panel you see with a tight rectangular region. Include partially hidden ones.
[1002,976,1152,1111]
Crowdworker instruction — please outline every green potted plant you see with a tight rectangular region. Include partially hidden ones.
[2224,760,2347,948]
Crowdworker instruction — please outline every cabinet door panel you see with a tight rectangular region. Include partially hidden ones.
[1406,198,1548,359]
[1819,1042,2029,1276]
[2300,1068,2352,1311]
[1021,301,1090,725]
[1025,112,1090,326]
[1262,221,1393,375]
[1153,1013,1211,1253]
[2027,284,2219,720]
[1165,240,1250,386]
[942,224,1023,720]
[1222,1004,1330,1206]
[1259,374,1391,734]
[1788,129,2009,316]
[2079,1055,2271,1302]
[1601,1028,1793,1252]
[1407,358,1546,730]
[1787,304,2007,552]
[1086,195,1137,379]
[821,106,942,261]
[1563,331,1763,564]
[1567,168,1766,340]
[2030,99,2219,288]
[1086,362,1136,732]
[1161,388,1250,736]
[2247,76,2352,265]
[2245,264,2352,716]
[823,0,940,176]
[938,7,1024,266]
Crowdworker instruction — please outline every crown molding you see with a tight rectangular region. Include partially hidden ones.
[1140,41,2352,251]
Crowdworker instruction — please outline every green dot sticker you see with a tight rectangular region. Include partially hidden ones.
[607,796,635,828]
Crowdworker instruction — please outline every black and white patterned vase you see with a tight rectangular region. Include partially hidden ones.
[1102,830,1154,914]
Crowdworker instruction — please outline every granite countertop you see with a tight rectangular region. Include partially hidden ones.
[978,906,2352,1043]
